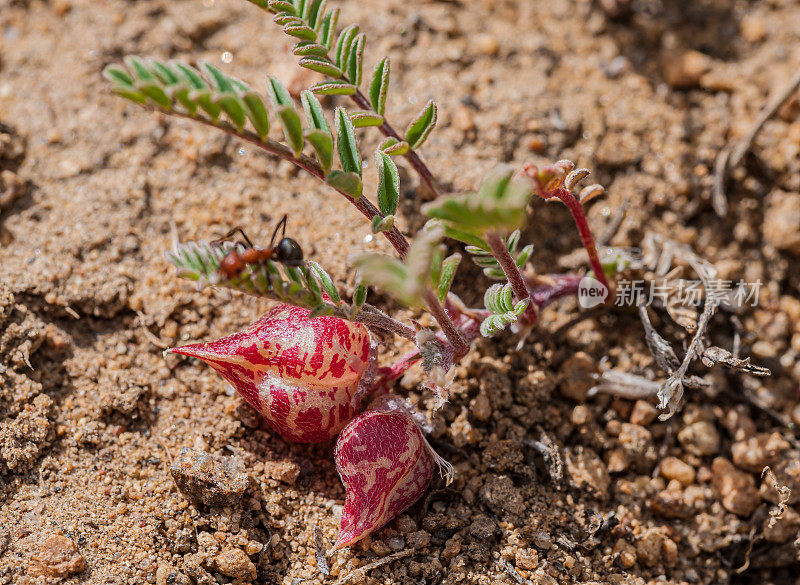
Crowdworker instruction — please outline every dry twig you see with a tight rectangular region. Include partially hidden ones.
[712,66,800,215]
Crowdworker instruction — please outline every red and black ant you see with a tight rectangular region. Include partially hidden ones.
[214,214,304,280]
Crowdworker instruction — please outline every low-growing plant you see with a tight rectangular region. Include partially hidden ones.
[103,0,623,551]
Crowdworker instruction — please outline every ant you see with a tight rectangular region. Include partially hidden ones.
[214,214,304,280]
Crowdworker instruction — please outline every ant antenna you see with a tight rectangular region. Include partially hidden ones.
[269,214,289,248]
[212,227,254,248]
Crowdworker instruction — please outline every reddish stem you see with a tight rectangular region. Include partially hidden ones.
[550,188,611,296]
[351,90,441,199]
[485,232,539,326]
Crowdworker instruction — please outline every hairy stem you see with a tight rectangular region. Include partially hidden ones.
[353,304,417,341]
[528,274,582,309]
[485,231,539,325]
[162,108,410,258]
[351,90,441,199]
[422,290,469,358]
[550,188,611,295]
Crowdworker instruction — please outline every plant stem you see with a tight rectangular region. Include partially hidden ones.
[422,290,469,358]
[352,304,417,341]
[550,188,611,296]
[162,109,411,258]
[351,90,441,199]
[528,274,582,310]
[485,231,539,325]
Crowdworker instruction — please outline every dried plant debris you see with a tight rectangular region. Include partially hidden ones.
[588,363,663,401]
[633,234,769,419]
[701,346,771,376]
[313,525,329,576]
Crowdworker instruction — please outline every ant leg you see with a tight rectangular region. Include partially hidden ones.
[269,214,288,248]
[212,227,254,248]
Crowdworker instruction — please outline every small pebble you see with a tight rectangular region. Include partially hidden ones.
[731,432,790,472]
[473,34,499,56]
[660,457,695,486]
[170,447,248,507]
[25,530,86,578]
[763,191,800,254]
[558,352,597,401]
[661,50,710,88]
[565,446,610,499]
[263,460,301,485]
[711,457,760,517]
[215,548,257,581]
[677,421,720,456]
[629,401,657,426]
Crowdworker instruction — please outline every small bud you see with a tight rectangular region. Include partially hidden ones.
[168,304,371,443]
[333,395,452,550]
[579,184,605,205]
[565,168,591,190]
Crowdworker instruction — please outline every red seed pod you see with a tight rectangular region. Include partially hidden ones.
[333,395,451,550]
[168,304,371,443]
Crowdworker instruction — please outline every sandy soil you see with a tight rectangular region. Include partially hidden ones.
[2,0,800,583]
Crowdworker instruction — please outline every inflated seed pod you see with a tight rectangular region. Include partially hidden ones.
[333,395,452,550]
[168,304,371,443]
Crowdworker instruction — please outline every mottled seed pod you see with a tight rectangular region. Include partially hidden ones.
[333,395,451,550]
[168,304,371,443]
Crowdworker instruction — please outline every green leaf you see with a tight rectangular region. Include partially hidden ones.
[379,137,410,156]
[349,110,383,128]
[110,86,147,104]
[423,165,534,236]
[308,303,336,318]
[515,244,533,268]
[326,170,362,199]
[135,82,171,109]
[305,129,334,174]
[310,80,357,95]
[301,90,330,132]
[334,24,359,70]
[307,0,326,29]
[189,89,222,120]
[214,93,247,129]
[346,33,365,86]
[298,0,310,20]
[368,57,390,116]
[151,61,180,84]
[319,8,339,50]
[375,151,399,216]
[437,253,461,302]
[103,65,135,87]
[443,226,489,250]
[293,42,330,57]
[165,84,195,114]
[202,63,235,93]
[404,99,437,149]
[266,76,294,107]
[307,261,341,303]
[353,283,367,308]
[335,107,361,176]
[350,253,416,307]
[237,91,270,139]
[277,106,304,156]
[284,23,317,41]
[298,56,343,78]
[267,0,295,13]
[371,214,395,233]
[274,13,302,25]
[125,56,157,83]
[172,62,207,90]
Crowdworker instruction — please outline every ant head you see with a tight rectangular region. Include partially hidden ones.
[275,237,304,266]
